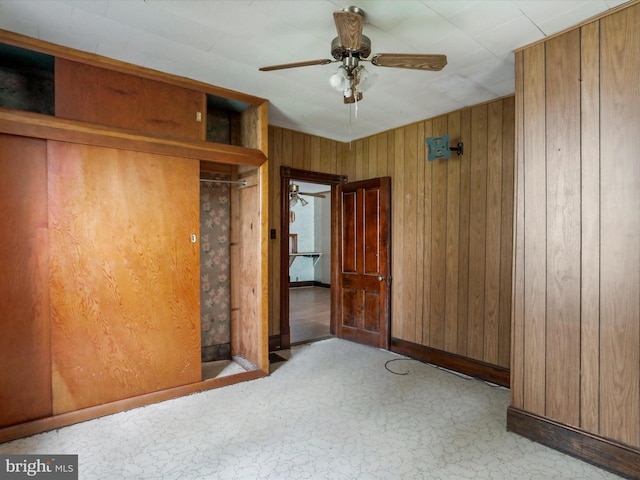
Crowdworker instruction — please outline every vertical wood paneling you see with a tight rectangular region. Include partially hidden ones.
[355,139,365,181]
[415,122,426,343]
[457,109,472,356]
[316,138,335,173]
[330,138,338,174]
[430,117,448,350]
[484,101,503,365]
[282,128,293,165]
[0,135,51,427]
[310,136,321,172]
[393,127,406,339]
[402,123,418,342]
[345,141,358,182]
[599,4,640,446]
[444,112,460,352]
[402,124,418,343]
[303,136,312,171]
[522,43,547,417]
[468,104,488,361]
[367,136,378,179]
[579,20,601,433]
[386,130,395,178]
[361,139,369,181]
[351,140,361,181]
[49,143,201,414]
[376,132,388,178]
[268,127,282,336]
[421,120,433,345]
[292,131,304,170]
[512,2,640,451]
[544,29,581,426]
[512,51,526,409]
[499,97,515,368]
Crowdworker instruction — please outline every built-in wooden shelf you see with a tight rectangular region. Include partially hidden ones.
[289,252,323,267]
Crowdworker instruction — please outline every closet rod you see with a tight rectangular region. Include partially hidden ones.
[200,178,247,186]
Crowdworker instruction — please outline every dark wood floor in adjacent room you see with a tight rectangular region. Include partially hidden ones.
[289,286,331,344]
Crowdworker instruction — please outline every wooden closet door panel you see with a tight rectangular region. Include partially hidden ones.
[55,58,206,142]
[0,134,51,427]
[48,142,200,414]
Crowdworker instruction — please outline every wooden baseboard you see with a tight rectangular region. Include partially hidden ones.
[269,333,291,351]
[507,406,640,479]
[269,334,281,351]
[0,370,265,444]
[390,337,510,387]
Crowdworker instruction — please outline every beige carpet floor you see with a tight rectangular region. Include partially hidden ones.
[0,338,622,479]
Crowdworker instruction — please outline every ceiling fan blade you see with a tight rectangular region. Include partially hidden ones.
[259,59,334,72]
[371,53,447,71]
[333,10,364,51]
[299,192,326,198]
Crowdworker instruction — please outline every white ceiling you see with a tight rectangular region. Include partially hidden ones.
[0,0,628,142]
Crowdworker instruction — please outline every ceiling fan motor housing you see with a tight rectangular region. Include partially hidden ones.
[331,35,371,60]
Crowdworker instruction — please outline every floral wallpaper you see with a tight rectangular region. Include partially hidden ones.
[200,177,231,362]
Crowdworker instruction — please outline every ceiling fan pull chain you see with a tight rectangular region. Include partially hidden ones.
[349,102,353,150]
[355,90,359,118]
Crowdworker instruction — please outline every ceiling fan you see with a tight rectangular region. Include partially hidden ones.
[259,5,447,103]
[289,183,326,207]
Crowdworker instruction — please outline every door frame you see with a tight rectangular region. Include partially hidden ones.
[278,166,346,350]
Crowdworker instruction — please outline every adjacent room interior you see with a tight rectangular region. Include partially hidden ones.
[287,180,333,345]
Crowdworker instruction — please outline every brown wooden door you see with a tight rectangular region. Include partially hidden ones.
[336,177,391,349]
[48,142,201,413]
[0,134,52,428]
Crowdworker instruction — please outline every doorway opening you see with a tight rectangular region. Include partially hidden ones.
[278,167,346,350]
[289,180,332,344]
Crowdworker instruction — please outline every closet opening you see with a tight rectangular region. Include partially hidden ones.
[199,162,261,380]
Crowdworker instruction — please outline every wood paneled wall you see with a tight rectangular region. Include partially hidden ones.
[511,2,639,448]
[345,99,515,369]
[268,96,515,370]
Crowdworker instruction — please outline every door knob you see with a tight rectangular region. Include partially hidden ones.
[378,275,384,281]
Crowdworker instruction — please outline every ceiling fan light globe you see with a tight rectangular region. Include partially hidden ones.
[358,70,377,93]
[329,66,350,91]
[330,73,348,91]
